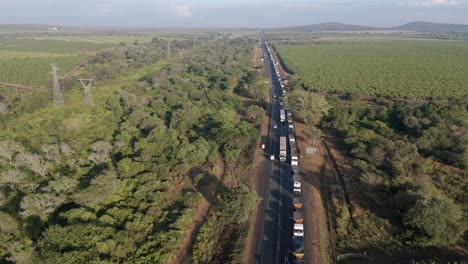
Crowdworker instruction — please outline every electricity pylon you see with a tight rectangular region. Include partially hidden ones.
[51,64,64,108]
[79,78,94,106]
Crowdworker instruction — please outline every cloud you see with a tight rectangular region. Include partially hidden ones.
[399,0,461,7]
[174,4,192,17]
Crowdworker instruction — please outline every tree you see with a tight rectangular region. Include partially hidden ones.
[20,193,66,221]
[16,153,49,178]
[403,196,464,247]
[41,144,62,163]
[289,90,329,126]
[0,141,24,166]
[245,105,264,125]
[219,185,259,223]
[0,102,8,114]
[88,141,112,165]
[304,126,323,146]
[46,177,78,195]
[0,169,24,189]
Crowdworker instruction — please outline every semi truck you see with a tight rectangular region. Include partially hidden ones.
[280,136,287,162]
[293,196,302,209]
[293,209,304,223]
[280,109,286,123]
[293,236,305,261]
[291,148,298,166]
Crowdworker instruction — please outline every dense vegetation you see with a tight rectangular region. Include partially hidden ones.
[0,35,264,263]
[275,39,468,98]
[322,97,467,255]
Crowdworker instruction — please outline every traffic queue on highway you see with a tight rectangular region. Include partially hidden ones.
[264,39,305,264]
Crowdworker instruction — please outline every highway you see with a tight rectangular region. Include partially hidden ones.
[254,35,293,264]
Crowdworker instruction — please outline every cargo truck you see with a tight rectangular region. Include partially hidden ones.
[294,223,304,237]
[293,196,302,209]
[293,236,304,260]
[293,209,304,223]
[280,109,286,123]
[280,136,287,162]
[291,148,298,166]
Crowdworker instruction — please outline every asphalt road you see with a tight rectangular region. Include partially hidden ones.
[254,36,293,264]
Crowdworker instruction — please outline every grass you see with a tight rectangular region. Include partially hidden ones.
[276,38,468,98]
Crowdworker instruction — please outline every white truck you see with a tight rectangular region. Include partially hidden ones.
[280,109,286,123]
[294,223,304,237]
[291,149,298,166]
[280,136,287,162]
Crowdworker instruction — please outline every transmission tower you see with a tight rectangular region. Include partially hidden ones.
[51,64,64,108]
[167,41,171,59]
[79,79,94,106]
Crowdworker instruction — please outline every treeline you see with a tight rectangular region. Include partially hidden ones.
[0,36,264,263]
[322,97,467,248]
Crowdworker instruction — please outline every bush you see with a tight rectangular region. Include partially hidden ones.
[403,196,465,247]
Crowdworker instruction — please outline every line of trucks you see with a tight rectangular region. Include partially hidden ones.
[264,39,305,264]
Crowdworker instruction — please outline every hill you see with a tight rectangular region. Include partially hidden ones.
[393,21,468,32]
[271,22,380,32]
[268,21,468,33]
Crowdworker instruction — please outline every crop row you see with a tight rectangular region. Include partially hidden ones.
[276,40,468,98]
[0,56,82,86]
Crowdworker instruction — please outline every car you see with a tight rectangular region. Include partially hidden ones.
[273,124,278,130]
[289,124,294,129]
[270,154,275,160]
[294,181,301,189]
[290,136,295,143]
[293,188,301,195]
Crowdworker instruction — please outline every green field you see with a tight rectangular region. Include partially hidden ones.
[0,37,121,86]
[276,39,468,98]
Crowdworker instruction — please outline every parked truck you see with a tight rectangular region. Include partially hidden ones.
[291,148,298,166]
[293,196,302,209]
[293,209,304,223]
[293,236,305,261]
[280,109,286,123]
[280,136,287,162]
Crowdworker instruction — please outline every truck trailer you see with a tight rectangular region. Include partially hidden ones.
[293,196,302,209]
[291,148,298,166]
[279,136,287,162]
[280,109,286,123]
[293,209,304,223]
[293,236,305,260]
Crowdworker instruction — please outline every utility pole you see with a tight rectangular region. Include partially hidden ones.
[79,78,94,106]
[51,64,64,108]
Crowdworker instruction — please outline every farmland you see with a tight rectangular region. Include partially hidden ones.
[275,38,468,98]
[0,36,153,87]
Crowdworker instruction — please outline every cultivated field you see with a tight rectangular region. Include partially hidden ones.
[276,38,468,98]
[0,36,138,86]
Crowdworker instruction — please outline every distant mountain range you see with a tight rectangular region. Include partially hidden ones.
[270,21,468,33]
[392,21,468,32]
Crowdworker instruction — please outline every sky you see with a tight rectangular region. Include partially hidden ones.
[0,0,467,28]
